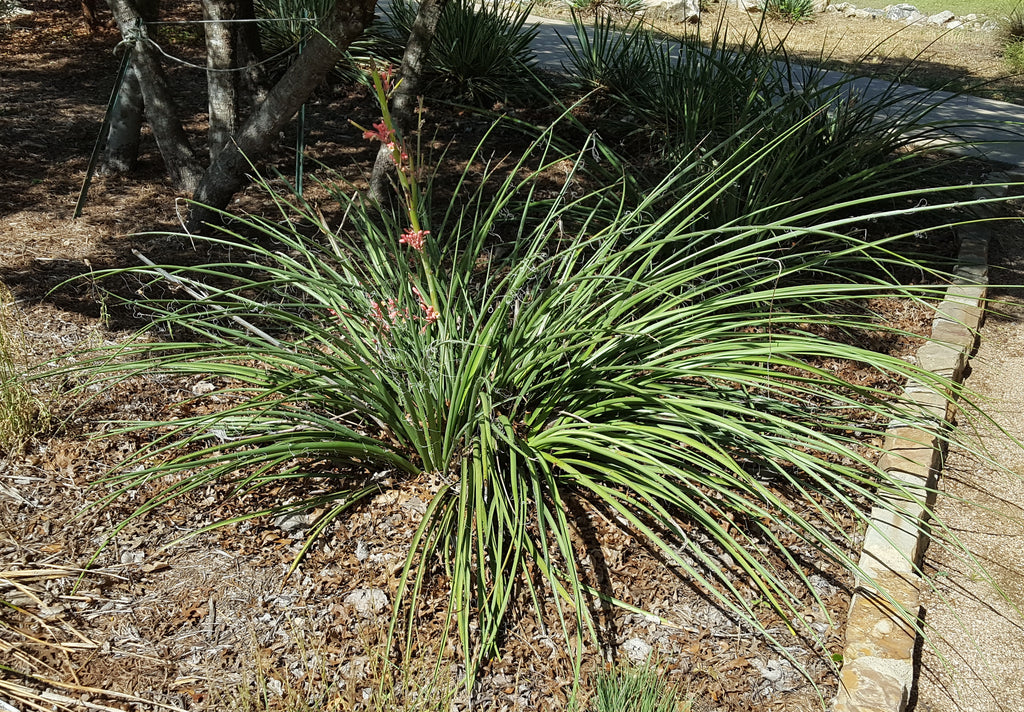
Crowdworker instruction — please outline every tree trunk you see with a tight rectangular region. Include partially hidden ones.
[105,0,203,192]
[202,0,239,161]
[187,0,378,230]
[102,0,159,175]
[103,60,145,173]
[369,0,448,203]
[235,0,268,112]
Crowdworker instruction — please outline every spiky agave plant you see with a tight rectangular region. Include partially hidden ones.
[67,96,998,689]
[379,0,543,104]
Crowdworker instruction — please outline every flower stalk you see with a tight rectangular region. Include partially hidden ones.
[359,66,441,318]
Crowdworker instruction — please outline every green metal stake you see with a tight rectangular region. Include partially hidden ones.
[295,102,306,196]
[294,13,307,196]
[75,42,134,219]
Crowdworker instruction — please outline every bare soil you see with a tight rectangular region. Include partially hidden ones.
[0,2,1019,711]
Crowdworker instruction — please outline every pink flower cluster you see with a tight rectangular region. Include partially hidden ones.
[363,287,439,336]
[400,227,429,251]
[363,121,397,151]
[412,286,439,328]
[368,298,406,333]
[379,65,396,94]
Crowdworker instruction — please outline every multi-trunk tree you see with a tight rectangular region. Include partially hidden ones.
[105,0,204,191]
[104,0,377,228]
[102,0,448,230]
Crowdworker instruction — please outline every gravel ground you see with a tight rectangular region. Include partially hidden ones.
[913,220,1024,712]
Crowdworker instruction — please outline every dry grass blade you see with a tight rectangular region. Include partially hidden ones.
[1,566,184,712]
[0,286,51,455]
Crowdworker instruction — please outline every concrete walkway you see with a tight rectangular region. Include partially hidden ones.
[526,12,1024,166]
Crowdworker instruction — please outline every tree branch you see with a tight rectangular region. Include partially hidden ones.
[188,0,378,230]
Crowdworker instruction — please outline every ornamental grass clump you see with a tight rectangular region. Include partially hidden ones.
[563,14,971,227]
[765,0,816,23]
[593,658,693,712]
[0,287,50,454]
[379,0,543,104]
[1003,3,1024,70]
[70,69,999,687]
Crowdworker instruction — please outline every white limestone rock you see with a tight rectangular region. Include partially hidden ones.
[883,3,918,21]
[621,637,653,664]
[927,9,955,24]
[644,0,701,22]
[344,588,388,616]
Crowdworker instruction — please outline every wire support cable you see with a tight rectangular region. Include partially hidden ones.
[144,16,316,25]
[141,33,311,72]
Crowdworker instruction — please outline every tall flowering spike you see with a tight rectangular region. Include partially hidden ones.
[380,64,396,94]
[412,286,440,331]
[400,227,429,251]
[363,120,394,145]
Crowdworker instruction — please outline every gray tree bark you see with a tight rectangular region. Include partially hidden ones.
[102,0,159,175]
[105,0,203,192]
[187,0,378,230]
[235,0,268,111]
[103,61,145,173]
[201,0,240,161]
[368,0,448,203]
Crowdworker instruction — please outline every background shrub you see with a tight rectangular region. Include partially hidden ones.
[1005,1,1024,39]
[1006,39,1024,70]
[562,14,965,227]
[1003,3,1024,69]
[765,0,816,22]
[380,0,544,104]
[564,0,646,18]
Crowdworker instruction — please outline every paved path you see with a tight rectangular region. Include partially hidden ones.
[526,13,1024,167]
[912,224,1024,712]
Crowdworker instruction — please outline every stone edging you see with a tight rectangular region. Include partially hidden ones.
[831,177,1016,712]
